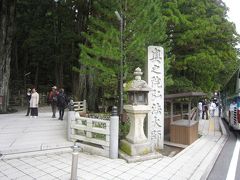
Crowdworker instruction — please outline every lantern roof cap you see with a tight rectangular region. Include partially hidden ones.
[125,67,151,92]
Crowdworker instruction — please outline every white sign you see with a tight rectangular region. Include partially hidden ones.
[147,46,164,149]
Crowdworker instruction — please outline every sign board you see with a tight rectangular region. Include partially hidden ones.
[147,46,164,149]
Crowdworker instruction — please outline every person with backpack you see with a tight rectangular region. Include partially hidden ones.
[57,88,67,120]
[48,86,59,118]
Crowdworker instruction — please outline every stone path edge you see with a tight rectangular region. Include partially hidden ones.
[200,118,229,180]
[0,147,73,160]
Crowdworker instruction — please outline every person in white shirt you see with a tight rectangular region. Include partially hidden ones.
[30,88,39,118]
[209,101,216,117]
[198,101,203,118]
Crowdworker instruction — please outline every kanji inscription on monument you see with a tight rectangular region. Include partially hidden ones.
[147,46,164,149]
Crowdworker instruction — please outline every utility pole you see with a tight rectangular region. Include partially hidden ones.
[115,10,123,119]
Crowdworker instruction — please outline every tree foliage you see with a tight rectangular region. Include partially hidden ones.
[164,0,239,93]
[78,0,173,108]
[124,0,173,87]
[79,0,120,97]
[3,0,239,111]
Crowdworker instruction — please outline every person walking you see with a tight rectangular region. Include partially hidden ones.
[25,88,31,116]
[210,101,216,117]
[202,99,209,120]
[218,103,222,117]
[57,88,67,120]
[30,88,39,118]
[198,101,203,119]
[48,86,58,118]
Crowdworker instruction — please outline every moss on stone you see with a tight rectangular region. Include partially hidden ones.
[141,148,150,155]
[120,141,131,155]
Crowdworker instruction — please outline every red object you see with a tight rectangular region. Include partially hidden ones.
[237,109,240,123]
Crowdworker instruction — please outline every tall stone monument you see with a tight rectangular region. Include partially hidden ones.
[147,46,164,149]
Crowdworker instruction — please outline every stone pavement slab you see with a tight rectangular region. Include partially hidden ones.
[0,107,73,155]
[0,112,226,180]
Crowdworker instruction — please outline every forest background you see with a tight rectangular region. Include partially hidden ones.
[0,0,239,112]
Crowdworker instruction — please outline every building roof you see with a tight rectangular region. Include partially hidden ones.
[165,92,206,101]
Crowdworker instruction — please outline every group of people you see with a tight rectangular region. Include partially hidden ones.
[48,86,68,120]
[198,99,219,120]
[26,88,39,118]
[26,86,68,120]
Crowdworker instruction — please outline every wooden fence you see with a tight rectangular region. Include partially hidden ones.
[9,93,47,107]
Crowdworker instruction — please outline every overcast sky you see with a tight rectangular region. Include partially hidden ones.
[222,0,240,34]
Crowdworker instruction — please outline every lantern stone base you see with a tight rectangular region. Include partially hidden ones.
[120,139,152,156]
[119,140,162,163]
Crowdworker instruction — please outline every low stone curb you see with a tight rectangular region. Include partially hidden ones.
[199,118,229,180]
[0,147,73,160]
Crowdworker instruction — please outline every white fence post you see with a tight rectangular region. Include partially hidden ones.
[68,100,75,141]
[110,106,119,159]
[83,100,87,113]
[86,119,93,138]
[70,143,80,180]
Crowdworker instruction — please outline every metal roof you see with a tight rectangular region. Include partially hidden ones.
[165,92,206,100]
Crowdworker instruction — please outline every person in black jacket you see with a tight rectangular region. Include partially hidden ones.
[25,88,31,116]
[202,99,209,120]
[57,88,67,120]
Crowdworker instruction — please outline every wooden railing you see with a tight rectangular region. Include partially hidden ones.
[190,107,198,120]
[9,94,47,107]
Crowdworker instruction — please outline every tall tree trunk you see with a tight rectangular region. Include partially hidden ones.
[23,50,29,91]
[54,6,63,88]
[54,61,59,86]
[34,62,39,87]
[59,59,63,88]
[0,0,16,112]
[72,0,92,101]
[86,72,97,111]
[73,64,87,100]
[14,40,18,81]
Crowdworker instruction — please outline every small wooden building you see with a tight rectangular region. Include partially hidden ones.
[165,92,206,145]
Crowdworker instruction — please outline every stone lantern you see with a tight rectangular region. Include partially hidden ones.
[120,67,153,159]
[126,67,151,106]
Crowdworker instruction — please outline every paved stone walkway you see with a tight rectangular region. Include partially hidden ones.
[0,107,72,155]
[0,109,227,180]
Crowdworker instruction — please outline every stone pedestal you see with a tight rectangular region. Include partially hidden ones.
[120,139,152,156]
[124,105,150,144]
[120,105,153,156]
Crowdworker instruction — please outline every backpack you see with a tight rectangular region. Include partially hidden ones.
[58,94,66,107]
